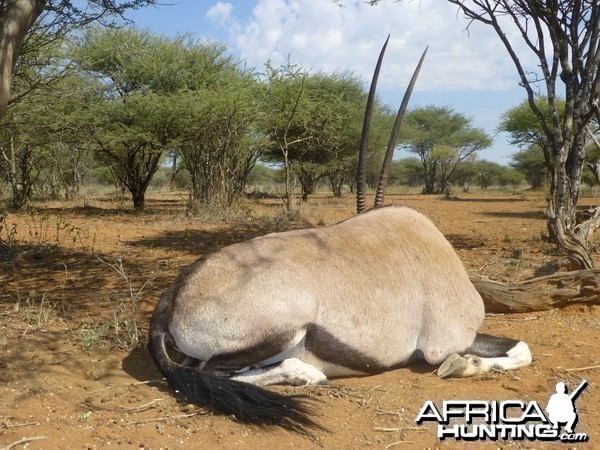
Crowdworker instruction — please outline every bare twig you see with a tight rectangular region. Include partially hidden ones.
[126,412,200,425]
[132,378,167,385]
[374,427,402,432]
[0,420,40,429]
[486,315,541,322]
[84,398,164,413]
[96,256,158,348]
[0,436,47,450]
[385,440,415,448]
[565,365,600,372]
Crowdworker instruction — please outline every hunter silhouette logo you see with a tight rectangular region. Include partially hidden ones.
[546,380,587,435]
[416,379,589,442]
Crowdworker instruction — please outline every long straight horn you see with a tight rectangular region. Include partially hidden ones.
[373,46,428,208]
[357,35,390,215]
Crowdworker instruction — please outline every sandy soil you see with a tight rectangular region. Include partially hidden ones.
[0,191,598,449]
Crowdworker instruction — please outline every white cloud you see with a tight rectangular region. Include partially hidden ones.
[206,2,235,26]
[206,0,528,93]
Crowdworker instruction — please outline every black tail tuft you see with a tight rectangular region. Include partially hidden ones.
[148,318,322,434]
[168,366,322,434]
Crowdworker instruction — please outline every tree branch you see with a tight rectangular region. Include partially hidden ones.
[472,270,600,313]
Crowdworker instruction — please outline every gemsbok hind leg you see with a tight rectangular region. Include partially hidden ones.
[437,333,532,378]
[231,358,330,387]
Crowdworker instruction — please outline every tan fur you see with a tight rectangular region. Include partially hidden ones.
[162,206,484,375]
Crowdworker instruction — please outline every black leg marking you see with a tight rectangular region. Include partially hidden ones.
[305,324,386,373]
[202,330,296,373]
[398,349,425,367]
[465,333,520,358]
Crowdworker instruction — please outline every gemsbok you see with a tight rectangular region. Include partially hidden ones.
[148,37,532,432]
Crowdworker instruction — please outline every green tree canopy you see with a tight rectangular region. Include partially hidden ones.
[510,145,547,190]
[72,28,194,209]
[401,105,492,194]
[0,33,96,208]
[261,63,393,205]
[498,97,566,172]
[0,0,156,121]
[72,27,263,211]
[174,74,265,210]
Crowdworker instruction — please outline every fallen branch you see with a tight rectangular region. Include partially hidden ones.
[126,412,199,425]
[83,398,164,413]
[373,426,425,432]
[0,419,40,429]
[566,365,600,372]
[386,441,416,448]
[471,269,600,313]
[0,436,46,450]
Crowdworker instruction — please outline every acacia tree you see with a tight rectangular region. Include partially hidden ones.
[0,29,62,208]
[0,30,102,208]
[0,113,41,208]
[447,0,600,269]
[1,73,97,207]
[510,146,547,190]
[0,0,156,122]
[499,98,567,187]
[389,157,424,187]
[176,79,265,211]
[70,28,261,211]
[401,105,491,194]
[153,39,265,211]
[92,93,178,210]
[262,61,311,212]
[263,66,393,204]
[73,28,185,210]
[284,71,391,201]
[290,72,362,201]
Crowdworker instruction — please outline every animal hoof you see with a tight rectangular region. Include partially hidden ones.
[437,353,468,378]
[288,378,330,387]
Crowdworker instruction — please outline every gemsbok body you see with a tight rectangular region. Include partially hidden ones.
[148,38,532,432]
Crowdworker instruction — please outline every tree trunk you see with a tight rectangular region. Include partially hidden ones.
[299,170,318,202]
[443,177,453,198]
[422,161,436,194]
[546,206,595,271]
[0,0,45,121]
[169,153,179,191]
[187,167,203,214]
[545,140,599,270]
[283,150,295,212]
[2,131,20,208]
[131,187,145,210]
[1,133,34,209]
[15,145,34,208]
[328,174,344,198]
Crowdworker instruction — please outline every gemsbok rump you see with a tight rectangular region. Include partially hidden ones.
[148,37,532,432]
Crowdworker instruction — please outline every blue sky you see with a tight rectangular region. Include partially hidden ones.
[126,0,535,165]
